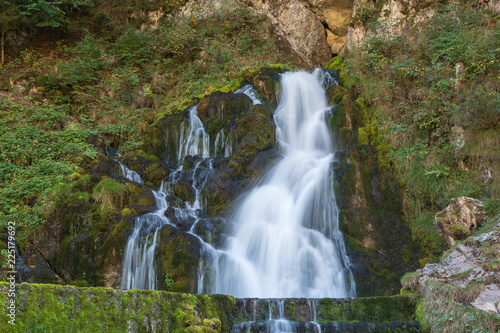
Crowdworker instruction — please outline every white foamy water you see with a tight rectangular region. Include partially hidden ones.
[235,84,262,105]
[178,106,210,161]
[121,182,170,290]
[211,70,355,298]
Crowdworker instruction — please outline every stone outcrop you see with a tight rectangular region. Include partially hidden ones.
[344,0,500,50]
[172,0,355,65]
[434,196,487,246]
[413,221,500,315]
[298,0,354,53]
[240,0,333,66]
[345,0,435,50]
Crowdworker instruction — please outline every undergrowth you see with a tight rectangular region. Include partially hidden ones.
[0,1,294,243]
[343,3,500,265]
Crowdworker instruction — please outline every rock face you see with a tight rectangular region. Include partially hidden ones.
[415,222,500,315]
[345,0,435,50]
[344,0,500,50]
[329,79,419,296]
[434,196,487,246]
[298,0,354,53]
[241,0,333,66]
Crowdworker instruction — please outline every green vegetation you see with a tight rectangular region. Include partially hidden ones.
[342,3,499,266]
[0,0,292,244]
[164,273,174,288]
[0,283,235,332]
[92,177,128,211]
[0,283,419,332]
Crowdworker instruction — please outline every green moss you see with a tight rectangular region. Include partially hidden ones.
[206,117,227,138]
[452,225,471,240]
[159,232,199,293]
[318,298,347,322]
[174,183,194,204]
[138,150,161,162]
[285,301,297,321]
[0,283,237,332]
[348,296,416,322]
[325,56,345,71]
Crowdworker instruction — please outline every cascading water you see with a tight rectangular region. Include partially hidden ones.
[119,163,143,184]
[235,84,262,105]
[178,106,210,161]
[211,70,355,298]
[120,100,219,289]
[121,180,170,290]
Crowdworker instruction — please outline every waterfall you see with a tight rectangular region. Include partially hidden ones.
[211,70,355,298]
[178,106,210,161]
[121,181,170,290]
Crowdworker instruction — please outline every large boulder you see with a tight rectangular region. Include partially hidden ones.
[242,0,332,66]
[158,225,202,292]
[434,196,487,246]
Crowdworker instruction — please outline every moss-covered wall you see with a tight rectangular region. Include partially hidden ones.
[0,283,236,333]
[0,283,418,332]
[327,57,420,296]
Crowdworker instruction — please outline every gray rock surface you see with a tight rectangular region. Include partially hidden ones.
[416,222,500,315]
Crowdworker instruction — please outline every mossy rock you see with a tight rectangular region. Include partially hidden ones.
[249,105,273,122]
[15,251,65,284]
[197,91,253,124]
[206,116,227,141]
[333,146,419,296]
[126,182,155,207]
[228,111,275,177]
[252,67,283,110]
[145,111,188,161]
[0,283,236,332]
[144,163,169,188]
[121,204,155,217]
[327,85,348,105]
[159,226,201,293]
[92,177,130,212]
[94,158,122,178]
[193,218,226,246]
[174,180,196,204]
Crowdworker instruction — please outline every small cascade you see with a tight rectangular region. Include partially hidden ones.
[235,84,262,105]
[214,129,225,157]
[178,106,210,161]
[267,301,293,333]
[120,162,143,184]
[232,299,325,333]
[121,182,170,290]
[214,129,233,157]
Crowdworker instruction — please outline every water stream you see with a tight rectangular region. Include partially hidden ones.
[119,72,355,331]
[211,70,355,299]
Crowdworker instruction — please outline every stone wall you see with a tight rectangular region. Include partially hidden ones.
[0,283,419,332]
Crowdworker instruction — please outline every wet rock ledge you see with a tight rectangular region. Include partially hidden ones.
[0,283,420,332]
